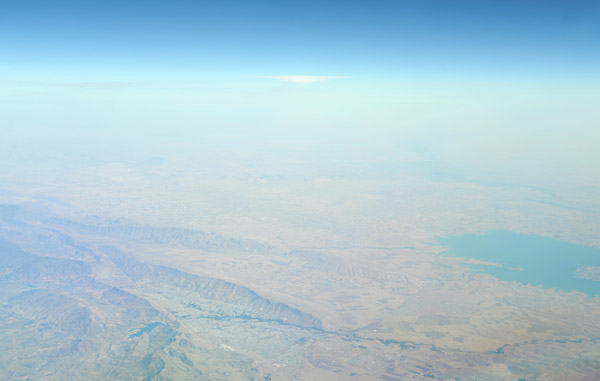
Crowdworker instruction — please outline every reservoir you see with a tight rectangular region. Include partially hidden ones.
[438,231,600,297]
[129,322,164,338]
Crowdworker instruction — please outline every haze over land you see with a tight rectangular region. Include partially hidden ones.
[1,0,600,379]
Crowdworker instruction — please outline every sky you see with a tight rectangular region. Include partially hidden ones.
[1,0,599,80]
[1,0,599,190]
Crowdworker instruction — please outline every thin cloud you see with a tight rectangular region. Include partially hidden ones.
[269,75,341,84]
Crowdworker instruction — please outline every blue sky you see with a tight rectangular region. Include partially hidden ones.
[0,1,599,202]
[1,0,599,80]
[1,0,599,174]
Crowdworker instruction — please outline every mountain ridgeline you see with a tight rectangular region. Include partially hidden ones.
[0,205,322,379]
[46,216,278,254]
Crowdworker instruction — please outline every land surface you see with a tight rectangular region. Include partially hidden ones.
[0,147,599,380]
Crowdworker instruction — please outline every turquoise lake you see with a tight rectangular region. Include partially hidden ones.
[129,322,163,338]
[438,231,600,297]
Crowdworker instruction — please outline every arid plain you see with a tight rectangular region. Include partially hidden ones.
[1,143,599,380]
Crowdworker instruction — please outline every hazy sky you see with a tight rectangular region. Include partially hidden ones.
[1,0,599,190]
